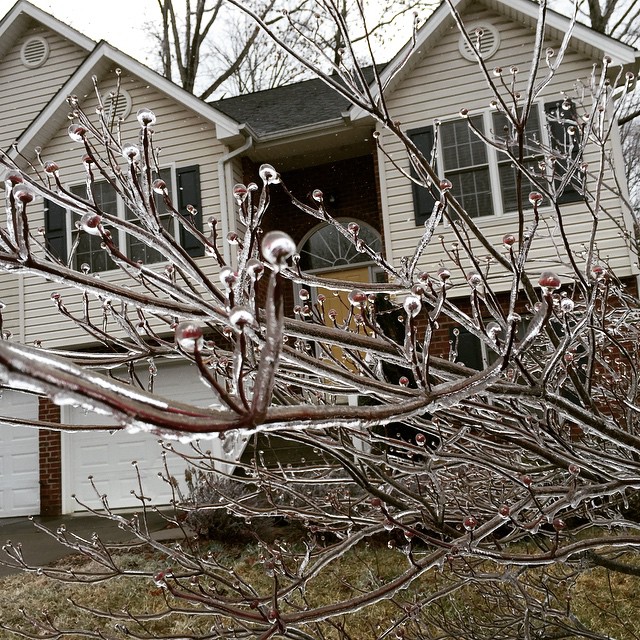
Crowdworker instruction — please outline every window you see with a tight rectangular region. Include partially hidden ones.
[299,221,382,272]
[440,115,494,218]
[71,181,118,273]
[409,102,582,225]
[44,165,203,272]
[544,100,583,204]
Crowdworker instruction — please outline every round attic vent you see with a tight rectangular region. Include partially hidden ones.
[458,23,500,62]
[20,36,49,69]
[101,89,132,121]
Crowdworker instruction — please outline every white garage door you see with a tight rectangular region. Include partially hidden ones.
[62,363,221,512]
[0,391,39,517]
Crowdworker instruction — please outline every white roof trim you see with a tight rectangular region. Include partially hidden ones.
[0,0,94,52]
[350,0,638,122]
[13,41,242,156]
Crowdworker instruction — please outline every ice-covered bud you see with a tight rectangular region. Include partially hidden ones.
[568,463,580,476]
[328,308,337,321]
[510,65,519,74]
[493,67,502,76]
[80,263,90,274]
[590,264,606,280]
[403,295,422,318]
[560,297,574,313]
[502,233,516,248]
[418,271,430,282]
[246,258,264,281]
[539,271,561,293]
[136,108,156,127]
[528,191,543,206]
[399,376,410,387]
[521,474,532,486]
[299,288,310,301]
[348,222,360,236]
[552,518,566,531]
[4,172,23,186]
[261,230,296,267]
[463,515,477,531]
[437,267,450,281]
[439,179,452,192]
[311,189,323,202]
[348,289,367,307]
[467,271,482,288]
[232,183,248,204]
[68,124,87,142]
[175,321,204,352]
[13,185,34,204]
[229,306,255,332]
[226,232,240,245]
[219,266,238,289]
[415,433,427,446]
[44,161,59,174]
[79,212,102,236]
[152,179,167,194]
[258,163,280,184]
[486,322,501,339]
[499,504,510,518]
[121,143,140,163]
[459,108,469,118]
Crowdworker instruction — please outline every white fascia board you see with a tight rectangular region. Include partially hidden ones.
[12,41,242,157]
[0,1,94,52]
[503,0,637,65]
[349,0,637,123]
[349,0,460,123]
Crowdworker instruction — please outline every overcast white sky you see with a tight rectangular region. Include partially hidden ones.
[0,0,158,64]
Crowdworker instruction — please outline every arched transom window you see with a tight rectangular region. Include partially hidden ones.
[299,221,382,272]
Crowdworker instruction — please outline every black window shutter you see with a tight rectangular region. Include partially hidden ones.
[408,126,438,226]
[44,199,67,261]
[176,165,204,257]
[452,326,484,371]
[544,100,583,204]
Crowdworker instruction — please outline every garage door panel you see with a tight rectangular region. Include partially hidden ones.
[63,364,210,511]
[0,395,40,518]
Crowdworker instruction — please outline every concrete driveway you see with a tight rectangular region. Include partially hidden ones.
[0,510,186,578]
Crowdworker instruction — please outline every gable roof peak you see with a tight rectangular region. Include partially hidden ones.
[0,1,95,56]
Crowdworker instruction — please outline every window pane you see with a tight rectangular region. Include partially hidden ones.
[126,168,175,265]
[449,168,493,218]
[492,108,542,156]
[441,116,486,171]
[71,183,118,273]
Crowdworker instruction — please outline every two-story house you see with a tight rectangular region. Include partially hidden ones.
[0,0,636,517]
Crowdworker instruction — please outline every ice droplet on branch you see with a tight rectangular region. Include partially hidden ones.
[175,321,204,352]
[79,213,102,236]
[258,163,280,184]
[136,108,156,127]
[262,231,296,268]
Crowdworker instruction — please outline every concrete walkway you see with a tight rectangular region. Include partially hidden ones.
[0,510,186,578]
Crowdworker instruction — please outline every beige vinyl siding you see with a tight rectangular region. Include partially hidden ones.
[379,5,634,286]
[0,20,87,152]
[18,69,228,349]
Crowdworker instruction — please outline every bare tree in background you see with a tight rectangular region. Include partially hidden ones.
[1,1,640,639]
[150,0,438,97]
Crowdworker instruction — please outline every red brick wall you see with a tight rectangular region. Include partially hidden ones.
[244,154,383,315]
[38,398,62,516]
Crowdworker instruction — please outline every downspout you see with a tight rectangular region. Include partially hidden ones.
[218,126,253,266]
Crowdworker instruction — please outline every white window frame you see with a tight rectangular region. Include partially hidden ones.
[435,102,549,219]
[65,164,178,272]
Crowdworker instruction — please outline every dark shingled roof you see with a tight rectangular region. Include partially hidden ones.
[211,66,385,136]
